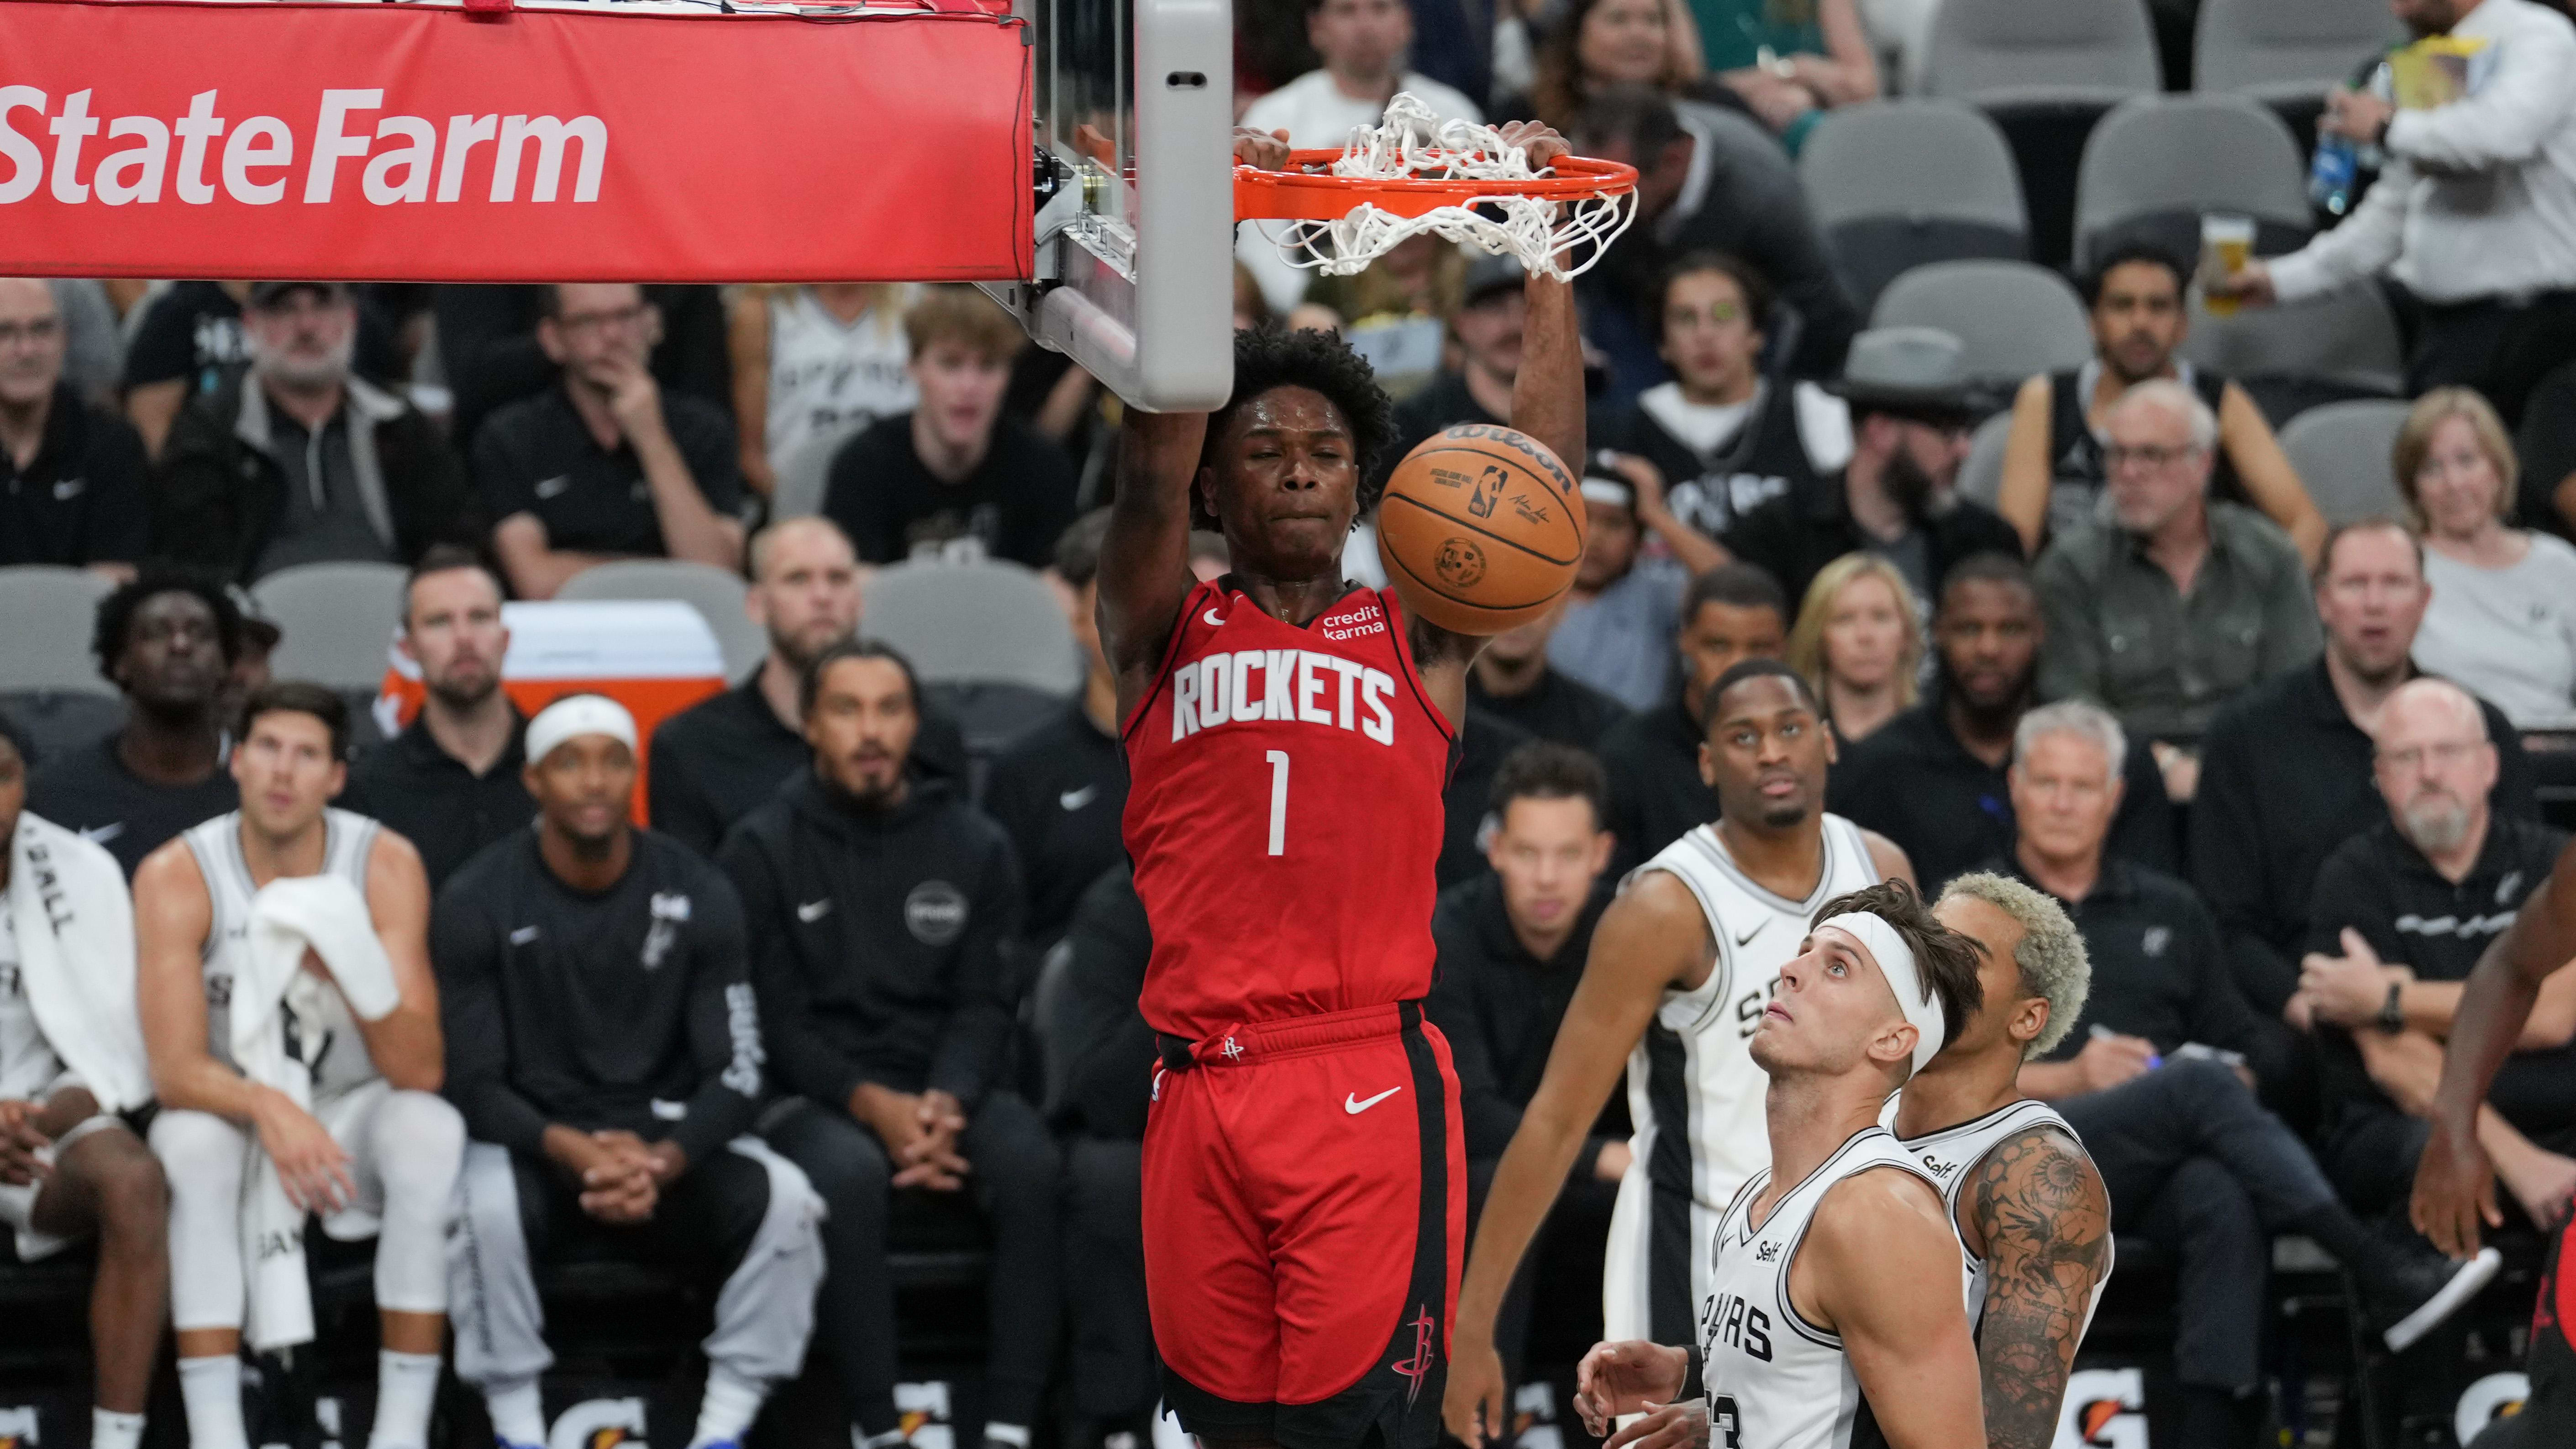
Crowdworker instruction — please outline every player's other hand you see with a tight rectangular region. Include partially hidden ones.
[2412,1110,2502,1258]
[1442,1326,1511,1447]
[1233,127,1292,171]
[1496,120,1570,172]
[255,1090,356,1215]
[1604,1399,1711,1449]
[1573,1340,1690,1436]
[0,1100,48,1186]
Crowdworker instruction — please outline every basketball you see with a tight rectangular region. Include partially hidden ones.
[1376,423,1588,635]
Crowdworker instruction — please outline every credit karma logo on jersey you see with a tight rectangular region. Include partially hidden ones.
[1171,649,1398,746]
[0,88,605,208]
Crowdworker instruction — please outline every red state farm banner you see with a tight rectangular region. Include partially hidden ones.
[0,0,1034,282]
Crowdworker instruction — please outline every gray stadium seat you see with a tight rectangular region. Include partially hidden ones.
[863,559,1079,695]
[1956,411,2015,510]
[2277,400,2412,524]
[2073,94,2312,273]
[251,562,409,691]
[771,419,867,522]
[0,567,117,696]
[2178,282,2405,395]
[1870,261,2094,399]
[555,559,765,680]
[2195,0,2396,107]
[1799,100,2029,313]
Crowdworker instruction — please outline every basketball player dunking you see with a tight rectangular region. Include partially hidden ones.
[2415,835,2576,1445]
[1576,880,1989,1449]
[1098,124,1582,1448]
[1448,662,1910,1444]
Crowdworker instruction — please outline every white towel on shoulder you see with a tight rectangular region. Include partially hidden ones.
[5,812,152,1115]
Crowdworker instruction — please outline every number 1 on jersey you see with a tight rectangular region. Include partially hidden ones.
[1265,749,1290,856]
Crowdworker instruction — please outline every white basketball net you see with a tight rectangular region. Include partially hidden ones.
[1259,94,1637,281]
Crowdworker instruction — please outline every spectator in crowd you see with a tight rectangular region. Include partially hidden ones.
[1570,86,1859,391]
[1998,243,2324,563]
[2397,389,2576,730]
[1039,865,1158,1449]
[436,696,818,1449]
[726,283,918,501]
[437,284,731,458]
[1785,551,1917,746]
[2299,678,2576,1229]
[2193,522,2536,1027]
[1440,708,1540,887]
[0,278,145,578]
[154,283,478,585]
[1387,256,1529,460]
[1988,702,2500,1444]
[1594,562,1788,872]
[215,589,280,742]
[1504,0,1709,133]
[822,289,1078,569]
[48,279,124,412]
[474,284,746,600]
[986,512,1131,954]
[135,685,463,1449]
[124,281,402,459]
[341,549,532,891]
[1546,462,1724,711]
[1426,743,1624,1392]
[28,573,242,877]
[2034,379,2318,791]
[724,642,1057,1449]
[1598,253,1843,540]
[2521,358,2576,537]
[650,518,961,856]
[1696,0,1879,152]
[2218,0,2576,422]
[1831,553,2176,892]
[1723,327,2021,612]
[1300,234,1468,401]
[1468,604,1630,748]
[0,714,168,1449]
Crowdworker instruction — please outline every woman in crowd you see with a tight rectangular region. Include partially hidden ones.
[2399,388,2576,731]
[1503,0,1715,133]
[1786,551,1919,746]
[727,282,917,499]
[1693,0,1879,152]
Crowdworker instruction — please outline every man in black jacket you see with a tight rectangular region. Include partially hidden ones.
[1594,564,1786,875]
[435,695,821,1449]
[0,277,147,577]
[722,641,1057,1449]
[151,283,476,584]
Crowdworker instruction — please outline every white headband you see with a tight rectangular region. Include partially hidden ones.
[525,694,636,766]
[1817,910,1947,1076]
[1579,477,1635,508]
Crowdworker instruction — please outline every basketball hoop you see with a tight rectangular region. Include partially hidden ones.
[1235,95,1639,282]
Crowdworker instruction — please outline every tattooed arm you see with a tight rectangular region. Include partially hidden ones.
[1965,1125,2114,1449]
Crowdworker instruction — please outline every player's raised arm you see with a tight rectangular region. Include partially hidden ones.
[1499,124,1584,481]
[1965,1125,2113,1449]
[1098,403,1209,698]
[1805,1169,1987,1449]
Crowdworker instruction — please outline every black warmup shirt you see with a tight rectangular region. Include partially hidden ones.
[2307,818,2576,1142]
[1427,872,1625,1167]
[1828,699,2178,891]
[1467,666,1629,751]
[980,700,1129,949]
[1041,864,1156,1139]
[1598,698,1717,878]
[121,282,401,394]
[1,385,147,569]
[645,672,968,858]
[432,829,761,1168]
[821,412,1078,569]
[1440,711,1536,888]
[26,734,238,878]
[719,771,1022,1111]
[2192,658,2536,1017]
[471,385,744,558]
[1721,480,2023,616]
[1384,371,1505,483]
[340,713,533,891]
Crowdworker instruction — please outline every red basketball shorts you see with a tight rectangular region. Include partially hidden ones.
[1141,1000,1466,1449]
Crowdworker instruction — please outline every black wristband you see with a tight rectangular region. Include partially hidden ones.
[1680,1344,1706,1403]
[2377,980,2406,1034]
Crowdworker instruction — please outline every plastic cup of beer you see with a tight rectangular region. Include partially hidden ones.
[2201,215,2255,317]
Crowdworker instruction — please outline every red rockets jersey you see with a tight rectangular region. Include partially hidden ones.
[1122,577,1457,1040]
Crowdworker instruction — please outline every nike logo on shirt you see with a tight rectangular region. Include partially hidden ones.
[533,474,573,500]
[77,822,124,845]
[1059,785,1098,811]
[52,477,85,501]
[1345,1087,1402,1115]
[796,900,832,923]
[1734,923,1763,948]
[509,926,541,945]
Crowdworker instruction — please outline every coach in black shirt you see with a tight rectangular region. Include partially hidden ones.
[0,279,146,574]
[1831,554,2175,891]
[473,283,745,600]
[723,641,1057,1449]
[1465,605,1626,750]
[1595,565,1786,875]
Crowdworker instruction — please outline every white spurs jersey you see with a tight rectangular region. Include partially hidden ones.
[182,809,383,1103]
[1889,1097,2113,1340]
[1603,815,1880,1344]
[1701,1128,1962,1449]
[763,285,918,466]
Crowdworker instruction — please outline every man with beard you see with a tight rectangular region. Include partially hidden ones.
[343,549,531,890]
[650,517,962,856]
[2035,380,2317,798]
[1830,553,2176,891]
[722,641,1058,1449]
[29,573,244,876]
[1995,243,2323,562]
[1721,328,2020,616]
[1466,601,1628,750]
[151,282,474,585]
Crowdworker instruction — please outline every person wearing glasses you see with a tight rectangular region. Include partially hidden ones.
[0,278,147,580]
[472,283,746,600]
[2034,379,2318,801]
